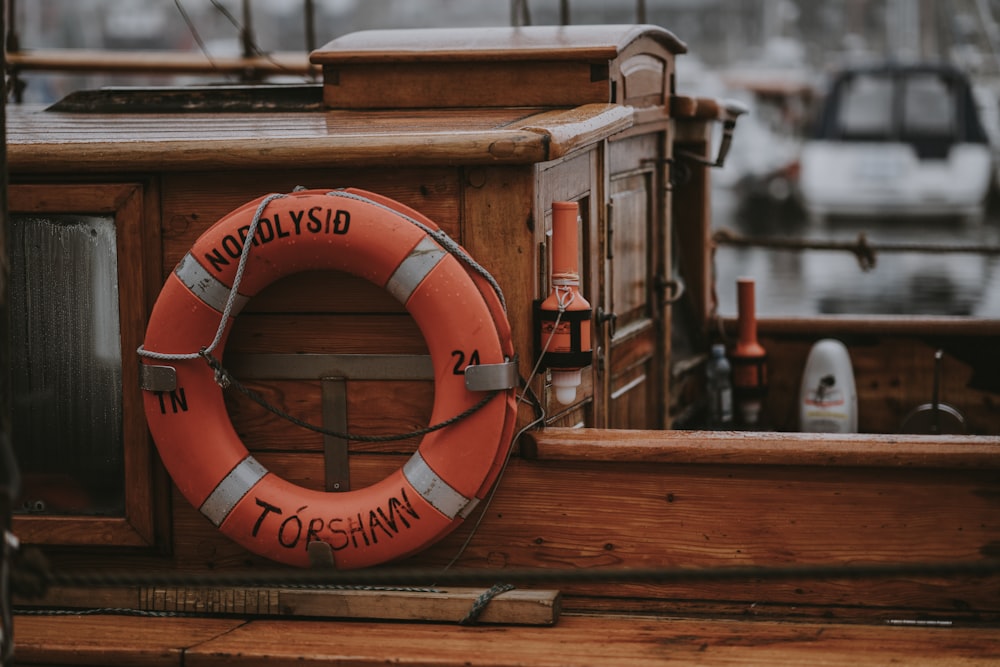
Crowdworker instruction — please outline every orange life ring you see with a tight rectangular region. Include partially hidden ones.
[140,188,518,568]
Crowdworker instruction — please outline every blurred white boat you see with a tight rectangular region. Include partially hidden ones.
[798,62,994,220]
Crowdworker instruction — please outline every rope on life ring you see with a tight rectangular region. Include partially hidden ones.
[138,188,519,569]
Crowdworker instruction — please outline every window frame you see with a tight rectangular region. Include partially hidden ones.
[9,182,162,547]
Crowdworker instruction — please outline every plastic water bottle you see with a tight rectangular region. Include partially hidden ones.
[706,344,734,428]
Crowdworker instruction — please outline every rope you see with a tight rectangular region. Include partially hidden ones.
[15,607,183,618]
[712,227,1000,272]
[460,583,515,625]
[136,192,287,363]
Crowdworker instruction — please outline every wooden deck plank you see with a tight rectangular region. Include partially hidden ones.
[14,612,997,667]
[181,614,1000,667]
[11,614,244,667]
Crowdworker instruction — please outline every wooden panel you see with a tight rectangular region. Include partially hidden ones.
[417,461,999,613]
[159,168,464,277]
[224,379,433,454]
[460,165,536,372]
[537,152,595,204]
[606,165,659,429]
[619,53,668,107]
[545,401,591,429]
[324,61,608,109]
[315,25,684,110]
[607,361,652,429]
[102,445,998,614]
[27,435,999,618]
[226,314,426,355]
[243,273,404,314]
[609,171,652,329]
[751,334,999,435]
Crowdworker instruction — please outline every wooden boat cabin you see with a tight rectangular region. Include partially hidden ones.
[3,24,999,666]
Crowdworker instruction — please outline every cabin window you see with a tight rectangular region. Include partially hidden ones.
[837,74,893,138]
[8,184,161,548]
[901,74,955,137]
[9,213,124,516]
[835,71,960,143]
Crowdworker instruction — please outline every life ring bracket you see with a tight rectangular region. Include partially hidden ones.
[139,364,177,392]
[464,357,520,392]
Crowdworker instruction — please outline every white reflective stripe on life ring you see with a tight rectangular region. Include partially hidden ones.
[199,456,268,527]
[385,236,447,304]
[175,252,251,315]
[402,451,478,520]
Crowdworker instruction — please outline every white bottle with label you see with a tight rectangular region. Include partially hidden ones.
[799,338,858,433]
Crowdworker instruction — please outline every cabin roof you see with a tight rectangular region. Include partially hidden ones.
[310,24,687,65]
[5,102,633,173]
[313,25,685,110]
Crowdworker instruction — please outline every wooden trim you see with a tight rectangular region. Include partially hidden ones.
[521,105,634,160]
[8,182,136,214]
[9,183,162,547]
[523,427,1000,469]
[8,132,552,173]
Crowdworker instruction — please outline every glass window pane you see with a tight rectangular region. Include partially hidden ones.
[901,74,955,136]
[838,74,893,137]
[9,213,125,516]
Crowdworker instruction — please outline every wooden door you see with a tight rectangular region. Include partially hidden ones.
[603,135,665,429]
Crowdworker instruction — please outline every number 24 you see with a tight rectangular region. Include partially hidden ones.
[451,349,480,375]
